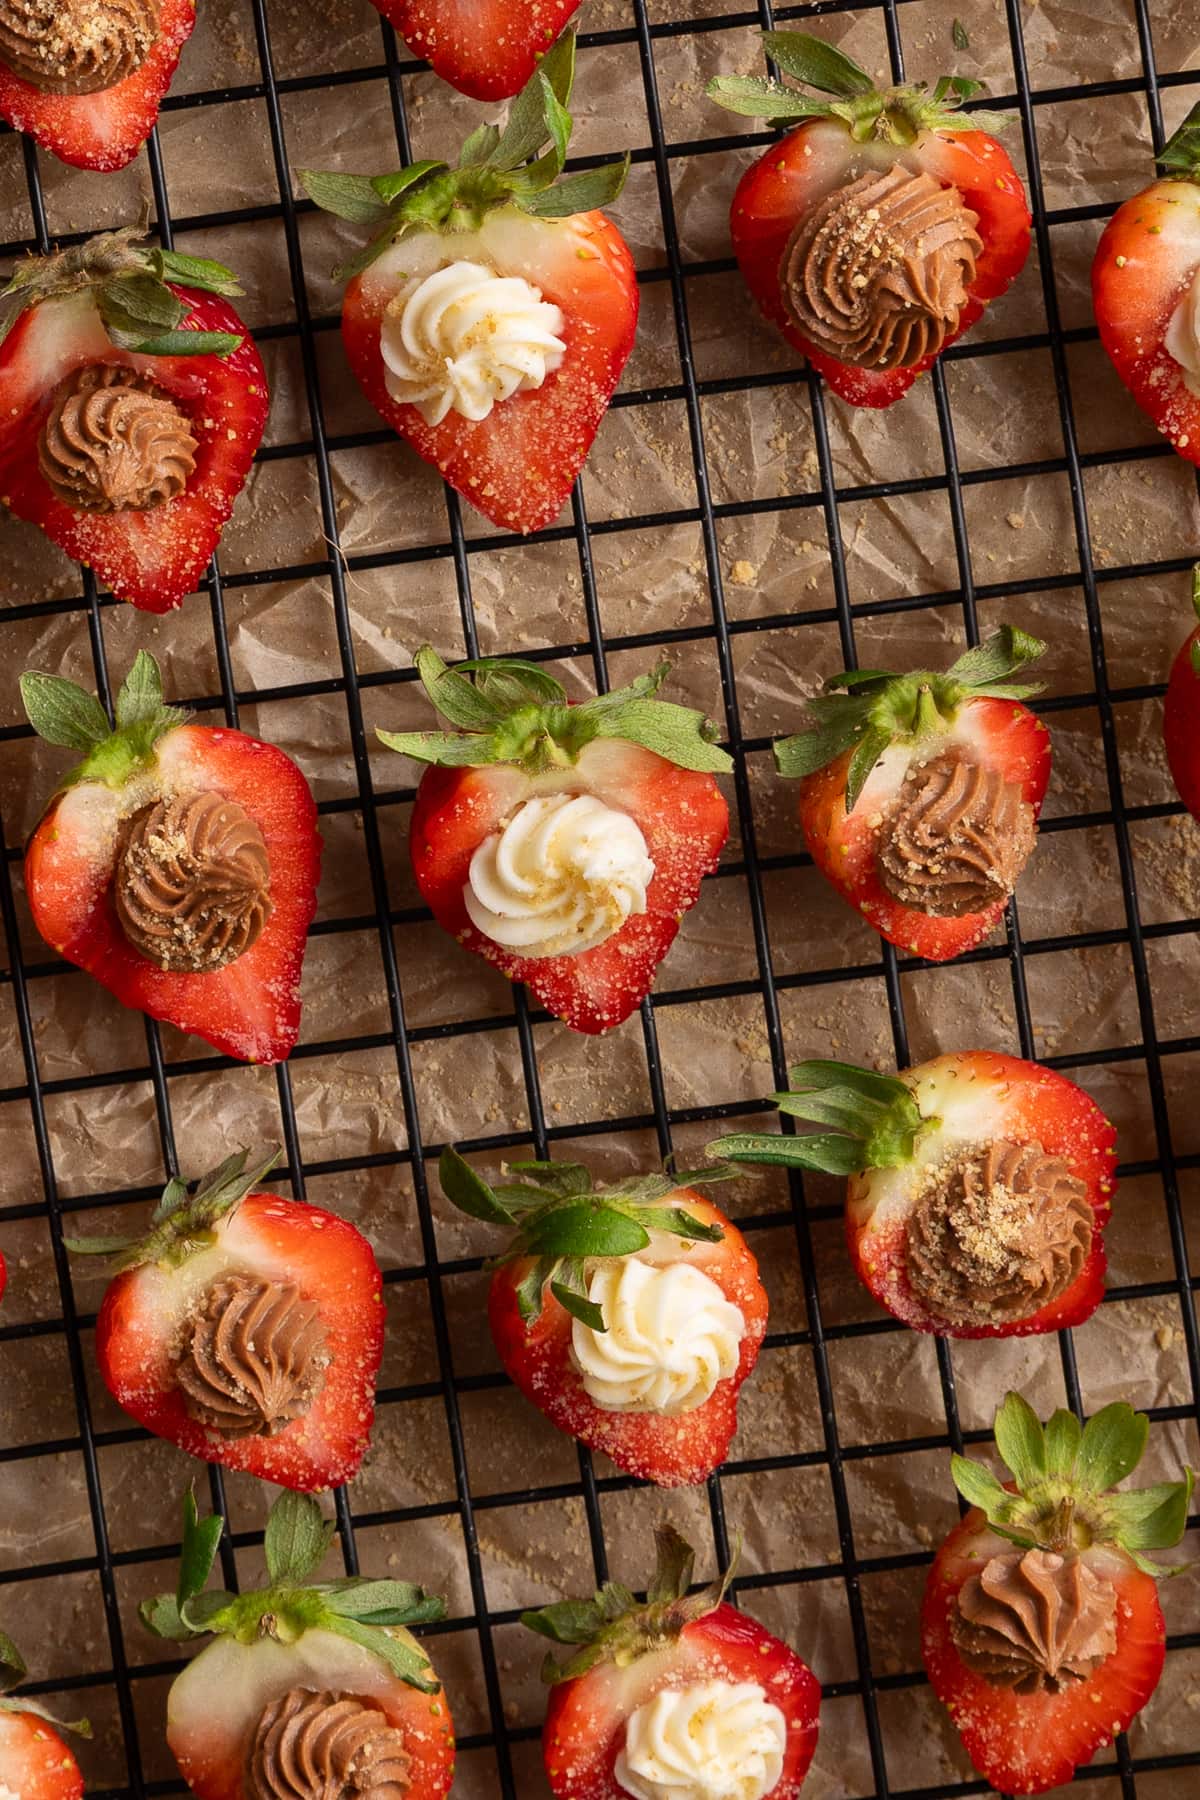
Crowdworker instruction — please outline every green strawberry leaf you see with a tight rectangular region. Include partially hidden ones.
[264,1491,336,1586]
[0,1632,26,1694]
[520,1202,651,1259]
[439,1147,518,1225]
[1043,1408,1083,1478]
[522,157,631,217]
[296,169,392,224]
[324,1615,439,1694]
[704,76,830,121]
[19,671,111,751]
[1076,1402,1149,1495]
[178,1486,226,1612]
[1104,1469,1195,1553]
[1158,99,1200,179]
[993,1391,1048,1489]
[761,30,875,97]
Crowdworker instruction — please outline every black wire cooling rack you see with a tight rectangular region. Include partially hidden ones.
[1,1,1199,1797]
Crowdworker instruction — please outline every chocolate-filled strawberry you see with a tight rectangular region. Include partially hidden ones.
[21,652,319,1063]
[67,1148,385,1492]
[144,1489,454,1800]
[383,648,730,1033]
[0,1630,89,1800]
[1164,565,1200,820]
[1094,103,1200,466]
[708,31,1030,408]
[0,227,267,612]
[526,1523,820,1798]
[441,1148,765,1486]
[0,0,194,171]
[774,626,1050,961]
[300,29,636,536]
[923,1390,1194,1794]
[371,2,581,100]
[710,1052,1116,1338]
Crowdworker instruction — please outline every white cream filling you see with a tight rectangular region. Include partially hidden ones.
[615,1681,788,1800]
[571,1258,744,1414]
[1165,266,1200,396]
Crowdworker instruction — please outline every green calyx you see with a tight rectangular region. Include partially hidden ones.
[707,1058,933,1176]
[64,1147,282,1273]
[21,650,187,793]
[1188,566,1200,679]
[0,1630,91,1737]
[440,1147,735,1330]
[1158,100,1200,181]
[774,624,1046,812]
[522,1523,736,1684]
[142,1489,446,1692]
[378,647,733,778]
[952,1391,1195,1580]
[298,30,630,282]
[707,29,1015,144]
[1,224,245,357]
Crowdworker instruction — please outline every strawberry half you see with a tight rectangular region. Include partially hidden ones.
[66,1149,385,1493]
[526,1523,820,1799]
[371,1,582,100]
[21,651,319,1064]
[0,0,194,172]
[144,1489,454,1800]
[922,1390,1194,1794]
[1093,103,1200,466]
[710,1051,1116,1339]
[1163,566,1200,820]
[381,649,731,1033]
[441,1148,766,1486]
[774,626,1051,962]
[300,29,636,535]
[0,228,267,613]
[708,31,1031,408]
[0,1631,89,1800]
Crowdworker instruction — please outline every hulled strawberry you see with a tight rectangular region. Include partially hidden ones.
[1163,565,1200,820]
[0,1630,89,1800]
[707,31,1031,408]
[371,2,582,100]
[709,1051,1116,1339]
[441,1148,765,1486]
[0,227,267,612]
[21,651,319,1064]
[144,1488,454,1800]
[1093,103,1200,466]
[774,626,1050,961]
[382,649,730,1033]
[923,1390,1194,1794]
[66,1148,385,1492]
[300,29,636,535]
[526,1523,820,1798]
[0,0,194,171]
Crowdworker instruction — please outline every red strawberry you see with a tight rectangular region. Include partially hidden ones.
[21,652,319,1065]
[710,1051,1116,1339]
[526,1524,820,1799]
[0,228,267,613]
[67,1149,385,1493]
[0,1632,89,1800]
[708,31,1031,408]
[300,29,636,535]
[1163,566,1200,819]
[372,1,581,100]
[441,1149,766,1486]
[921,1390,1194,1794]
[1093,103,1200,465]
[0,0,194,172]
[773,626,1050,961]
[0,1250,6,1309]
[382,649,730,1033]
[144,1489,454,1800]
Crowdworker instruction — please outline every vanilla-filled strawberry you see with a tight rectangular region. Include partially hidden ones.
[382,648,731,1032]
[144,1489,454,1800]
[371,1,581,100]
[0,227,267,612]
[67,1148,385,1491]
[441,1149,765,1486]
[300,29,636,535]
[709,1052,1116,1338]
[0,1631,89,1800]
[1163,566,1200,821]
[923,1391,1194,1794]
[0,0,194,170]
[526,1523,819,1798]
[21,652,319,1063]
[708,31,1030,408]
[774,626,1049,961]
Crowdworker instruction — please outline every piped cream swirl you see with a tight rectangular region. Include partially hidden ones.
[614,1681,788,1800]
[0,0,159,94]
[571,1259,744,1415]
[245,1688,411,1800]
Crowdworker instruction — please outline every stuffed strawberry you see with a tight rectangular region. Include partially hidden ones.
[0,226,267,612]
[144,1488,454,1800]
[66,1147,385,1492]
[20,651,319,1064]
[0,0,194,171]
[441,1148,764,1486]
[773,626,1050,961]
[0,1631,89,1800]
[923,1390,1194,1794]
[370,1,581,100]
[300,29,636,535]
[710,1051,1116,1339]
[1163,565,1200,820]
[707,30,1030,408]
[526,1522,819,1798]
[1094,102,1200,466]
[381,648,730,1033]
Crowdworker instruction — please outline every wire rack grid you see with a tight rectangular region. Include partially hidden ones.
[0,1,1197,1797]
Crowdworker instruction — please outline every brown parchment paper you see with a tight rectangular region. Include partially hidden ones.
[1,2,1199,1797]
